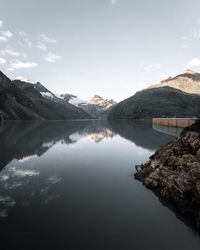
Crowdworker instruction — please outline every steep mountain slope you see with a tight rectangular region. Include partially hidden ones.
[108,70,200,119]
[0,71,91,120]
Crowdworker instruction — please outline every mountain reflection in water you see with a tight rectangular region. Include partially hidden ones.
[0,120,199,250]
[0,120,174,170]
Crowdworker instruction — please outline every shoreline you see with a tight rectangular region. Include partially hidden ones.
[135,120,200,230]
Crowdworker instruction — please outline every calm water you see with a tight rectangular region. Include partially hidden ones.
[0,120,199,250]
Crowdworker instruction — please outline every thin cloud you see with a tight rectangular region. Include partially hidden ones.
[24,38,32,48]
[140,63,163,72]
[37,42,47,50]
[0,57,6,64]
[1,49,20,57]
[0,36,7,41]
[185,58,200,69]
[111,0,117,4]
[1,31,13,38]
[10,61,38,69]
[18,31,32,48]
[45,52,61,62]
[6,67,15,71]
[1,49,27,58]
[18,31,28,37]
[39,34,57,43]
[0,20,3,28]
[189,25,200,39]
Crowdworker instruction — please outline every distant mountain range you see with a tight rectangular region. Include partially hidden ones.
[51,93,117,118]
[108,70,200,119]
[0,71,117,120]
[1,69,200,120]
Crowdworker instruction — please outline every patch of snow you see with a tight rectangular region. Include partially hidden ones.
[69,96,87,107]
[55,94,64,99]
[40,91,54,98]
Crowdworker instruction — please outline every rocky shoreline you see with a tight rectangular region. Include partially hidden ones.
[135,120,200,229]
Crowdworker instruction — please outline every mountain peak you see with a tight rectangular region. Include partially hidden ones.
[93,95,102,99]
[147,70,200,95]
[185,69,197,75]
[89,95,117,108]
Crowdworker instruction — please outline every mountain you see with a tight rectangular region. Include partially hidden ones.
[89,95,117,108]
[108,70,200,119]
[0,71,91,120]
[57,94,117,118]
[147,69,200,94]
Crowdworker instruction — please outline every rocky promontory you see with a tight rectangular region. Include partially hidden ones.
[135,120,200,229]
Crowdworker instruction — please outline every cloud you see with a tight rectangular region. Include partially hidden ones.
[6,67,14,71]
[189,25,200,39]
[38,33,57,43]
[0,20,3,28]
[140,63,163,72]
[10,61,38,69]
[45,52,61,62]
[18,31,28,37]
[0,36,7,41]
[1,49,21,57]
[24,38,32,48]
[37,42,47,50]
[0,30,13,41]
[1,31,13,38]
[0,57,6,64]
[18,31,32,48]
[185,58,200,69]
[111,0,117,4]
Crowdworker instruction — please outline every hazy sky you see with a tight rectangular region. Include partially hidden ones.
[0,0,200,101]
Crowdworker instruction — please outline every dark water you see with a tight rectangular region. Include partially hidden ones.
[0,120,199,250]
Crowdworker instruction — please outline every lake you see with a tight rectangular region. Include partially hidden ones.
[0,120,199,250]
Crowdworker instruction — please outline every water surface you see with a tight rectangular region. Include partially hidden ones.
[0,120,199,250]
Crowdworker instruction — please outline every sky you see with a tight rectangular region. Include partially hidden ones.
[0,0,200,101]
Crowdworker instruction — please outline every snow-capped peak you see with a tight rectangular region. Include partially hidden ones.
[15,76,37,84]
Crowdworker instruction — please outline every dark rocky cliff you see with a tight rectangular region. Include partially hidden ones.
[135,120,200,229]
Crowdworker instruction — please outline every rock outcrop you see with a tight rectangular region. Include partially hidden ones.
[135,120,200,229]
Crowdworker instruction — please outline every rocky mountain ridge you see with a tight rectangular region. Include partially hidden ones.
[0,71,91,120]
[108,70,200,119]
[147,69,200,95]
